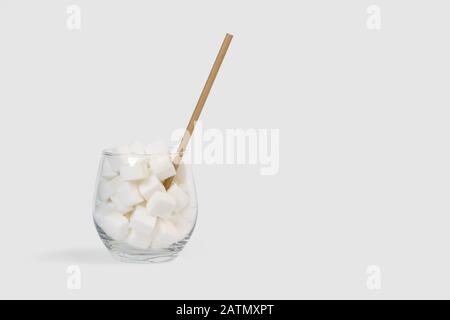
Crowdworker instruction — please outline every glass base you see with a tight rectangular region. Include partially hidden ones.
[95,222,192,264]
[110,250,178,263]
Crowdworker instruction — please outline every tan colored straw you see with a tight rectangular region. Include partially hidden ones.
[164,33,233,189]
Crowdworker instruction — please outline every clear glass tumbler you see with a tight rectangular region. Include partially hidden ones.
[93,148,197,263]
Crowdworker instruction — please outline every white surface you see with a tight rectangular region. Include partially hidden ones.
[0,1,449,299]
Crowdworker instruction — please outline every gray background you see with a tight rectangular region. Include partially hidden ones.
[0,0,449,299]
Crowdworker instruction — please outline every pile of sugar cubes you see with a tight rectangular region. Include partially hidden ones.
[94,141,196,249]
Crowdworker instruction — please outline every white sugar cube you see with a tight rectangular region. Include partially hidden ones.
[180,206,197,222]
[146,191,176,218]
[171,206,197,226]
[98,176,122,201]
[111,181,143,208]
[108,145,131,172]
[94,202,115,216]
[130,206,157,236]
[167,183,189,212]
[150,155,176,181]
[145,141,169,156]
[173,162,191,185]
[138,175,165,200]
[98,180,113,201]
[172,162,196,206]
[101,159,117,179]
[119,162,149,181]
[95,212,129,241]
[125,229,152,249]
[178,182,197,207]
[108,157,127,173]
[110,196,133,214]
[170,213,193,239]
[150,219,180,249]
[129,141,146,155]
[170,206,197,237]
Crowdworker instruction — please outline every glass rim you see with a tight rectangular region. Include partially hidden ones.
[102,148,182,157]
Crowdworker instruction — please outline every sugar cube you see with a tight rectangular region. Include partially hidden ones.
[120,162,149,181]
[111,181,143,208]
[170,206,196,236]
[167,183,189,212]
[94,202,115,216]
[150,218,180,249]
[95,212,129,241]
[125,229,152,249]
[98,176,122,201]
[138,175,165,200]
[130,206,157,236]
[150,155,176,181]
[146,191,176,218]
[101,159,117,179]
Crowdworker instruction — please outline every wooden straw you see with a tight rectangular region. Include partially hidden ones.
[163,33,233,189]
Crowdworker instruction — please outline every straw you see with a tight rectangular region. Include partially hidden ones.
[163,33,233,189]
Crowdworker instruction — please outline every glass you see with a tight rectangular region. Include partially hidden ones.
[93,148,197,263]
